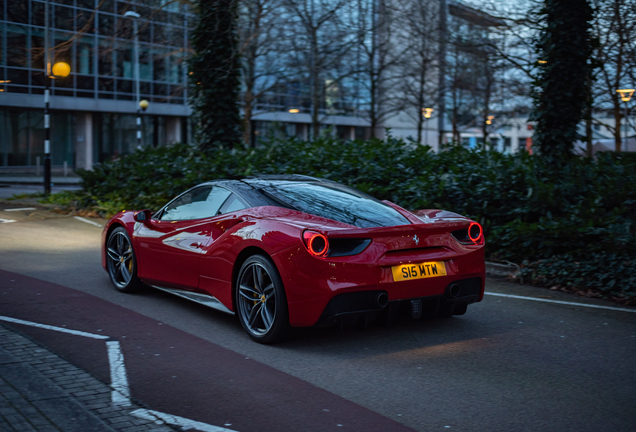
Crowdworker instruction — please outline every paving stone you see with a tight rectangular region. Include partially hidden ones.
[35,425,63,432]
[1,363,69,402]
[31,397,115,432]
[76,394,98,402]
[28,415,54,427]
[70,390,97,397]
[0,323,184,432]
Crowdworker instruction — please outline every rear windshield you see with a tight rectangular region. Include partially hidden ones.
[260,183,411,228]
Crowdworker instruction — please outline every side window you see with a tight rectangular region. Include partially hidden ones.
[160,186,231,221]
[219,193,249,214]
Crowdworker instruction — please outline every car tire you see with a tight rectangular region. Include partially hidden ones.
[106,226,143,293]
[236,254,290,344]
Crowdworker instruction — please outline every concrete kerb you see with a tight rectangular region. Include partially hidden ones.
[485,261,520,279]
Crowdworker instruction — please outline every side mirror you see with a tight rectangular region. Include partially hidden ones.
[133,209,152,222]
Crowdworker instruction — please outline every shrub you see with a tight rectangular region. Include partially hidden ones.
[519,253,636,305]
[47,136,635,300]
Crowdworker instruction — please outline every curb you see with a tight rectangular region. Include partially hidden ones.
[485,261,520,278]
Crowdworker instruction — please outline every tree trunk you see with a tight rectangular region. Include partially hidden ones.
[584,101,593,157]
[452,110,459,144]
[416,114,423,145]
[614,104,622,152]
[310,29,320,139]
[189,0,242,150]
[243,89,254,147]
[416,57,427,145]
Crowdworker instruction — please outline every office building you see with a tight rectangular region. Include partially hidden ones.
[0,0,191,171]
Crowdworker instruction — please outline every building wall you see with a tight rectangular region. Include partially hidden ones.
[0,0,191,169]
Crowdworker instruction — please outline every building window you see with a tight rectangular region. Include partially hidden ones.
[503,137,511,153]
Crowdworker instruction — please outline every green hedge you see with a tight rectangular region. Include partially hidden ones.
[519,253,636,304]
[56,136,636,301]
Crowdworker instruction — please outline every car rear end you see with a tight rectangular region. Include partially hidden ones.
[274,216,485,328]
[244,177,485,328]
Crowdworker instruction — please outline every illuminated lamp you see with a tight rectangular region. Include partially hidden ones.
[617,89,635,102]
[468,222,483,243]
[302,230,329,257]
[51,62,71,78]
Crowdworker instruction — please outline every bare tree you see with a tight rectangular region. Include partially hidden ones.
[446,32,478,144]
[393,0,439,145]
[476,28,515,145]
[283,0,354,137]
[591,0,636,152]
[349,0,406,138]
[238,0,292,146]
[448,1,538,147]
[477,55,497,143]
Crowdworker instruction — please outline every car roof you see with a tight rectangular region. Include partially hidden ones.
[241,174,324,184]
[201,174,324,189]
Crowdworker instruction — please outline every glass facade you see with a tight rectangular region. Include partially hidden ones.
[0,0,190,102]
[0,0,191,167]
[0,108,74,166]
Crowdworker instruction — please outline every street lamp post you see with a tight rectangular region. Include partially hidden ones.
[123,11,144,149]
[422,108,434,147]
[44,0,51,195]
[617,89,634,152]
[43,0,70,195]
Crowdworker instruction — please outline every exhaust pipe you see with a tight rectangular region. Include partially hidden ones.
[376,292,389,308]
[446,284,461,299]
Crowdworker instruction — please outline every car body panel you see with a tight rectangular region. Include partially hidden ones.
[102,178,486,329]
[135,218,210,290]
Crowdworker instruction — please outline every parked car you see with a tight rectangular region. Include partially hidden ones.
[102,175,485,343]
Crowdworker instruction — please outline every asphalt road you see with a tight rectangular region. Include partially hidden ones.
[1,201,635,432]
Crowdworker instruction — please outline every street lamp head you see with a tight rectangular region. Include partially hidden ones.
[486,115,495,125]
[124,11,141,19]
[617,89,635,102]
[139,99,149,111]
[51,62,71,78]
[288,108,300,114]
[422,108,434,119]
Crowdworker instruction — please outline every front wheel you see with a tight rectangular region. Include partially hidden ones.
[106,227,142,293]
[236,254,289,344]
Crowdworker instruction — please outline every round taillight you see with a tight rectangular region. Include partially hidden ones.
[468,222,482,243]
[302,230,329,257]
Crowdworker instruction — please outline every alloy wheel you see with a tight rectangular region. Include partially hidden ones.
[107,230,135,289]
[238,262,277,336]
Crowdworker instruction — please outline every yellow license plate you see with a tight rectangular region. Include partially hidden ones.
[392,261,447,282]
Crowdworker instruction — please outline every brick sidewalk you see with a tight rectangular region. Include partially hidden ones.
[0,324,179,432]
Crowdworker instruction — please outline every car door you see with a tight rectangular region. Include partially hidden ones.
[198,193,251,305]
[134,186,232,290]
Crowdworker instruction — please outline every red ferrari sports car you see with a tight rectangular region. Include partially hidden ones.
[102,175,485,343]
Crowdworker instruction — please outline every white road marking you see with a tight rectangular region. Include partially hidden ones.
[4,207,36,211]
[106,340,131,406]
[0,315,238,431]
[73,216,103,227]
[0,218,16,223]
[0,316,109,339]
[485,292,636,313]
[130,409,238,432]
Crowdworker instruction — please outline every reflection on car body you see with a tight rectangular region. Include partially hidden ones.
[102,175,485,344]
